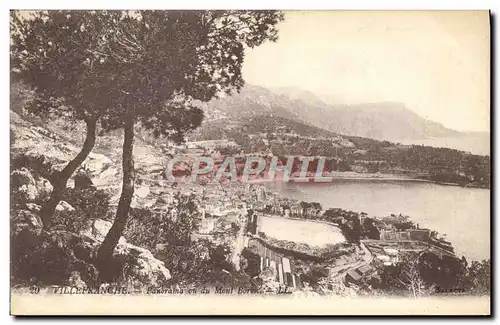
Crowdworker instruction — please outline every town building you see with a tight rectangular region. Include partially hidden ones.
[345,265,375,285]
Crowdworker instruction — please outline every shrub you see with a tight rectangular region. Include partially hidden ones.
[11,153,54,180]
[11,229,99,287]
[299,265,329,287]
[52,187,112,233]
[62,188,111,220]
[151,239,238,287]
[241,248,261,278]
[125,194,201,251]
[52,209,93,234]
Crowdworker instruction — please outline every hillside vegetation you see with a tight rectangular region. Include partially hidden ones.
[191,113,490,188]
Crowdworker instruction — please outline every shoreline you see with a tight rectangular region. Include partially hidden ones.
[247,174,437,185]
[246,172,488,189]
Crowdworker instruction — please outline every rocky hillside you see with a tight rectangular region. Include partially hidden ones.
[10,110,176,289]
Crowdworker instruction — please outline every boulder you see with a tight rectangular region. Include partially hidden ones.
[93,219,112,240]
[35,177,53,197]
[11,168,53,202]
[135,186,150,198]
[143,198,157,208]
[11,209,43,236]
[66,178,75,189]
[25,203,41,213]
[11,168,38,202]
[80,218,112,242]
[17,183,38,202]
[84,152,112,175]
[91,167,119,187]
[114,242,172,287]
[56,200,75,212]
[11,167,35,187]
[80,219,126,244]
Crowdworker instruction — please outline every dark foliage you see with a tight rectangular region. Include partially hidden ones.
[11,153,54,181]
[52,187,112,233]
[11,229,99,287]
[241,248,261,278]
[125,193,201,249]
[380,251,491,296]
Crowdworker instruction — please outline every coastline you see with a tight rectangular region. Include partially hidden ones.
[247,174,489,261]
[246,171,489,189]
[247,172,437,185]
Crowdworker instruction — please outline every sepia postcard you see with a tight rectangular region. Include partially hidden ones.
[9,10,491,315]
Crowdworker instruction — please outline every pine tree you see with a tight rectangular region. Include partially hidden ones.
[92,11,284,281]
[11,10,127,227]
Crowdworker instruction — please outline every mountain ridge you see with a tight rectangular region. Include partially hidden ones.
[198,84,483,142]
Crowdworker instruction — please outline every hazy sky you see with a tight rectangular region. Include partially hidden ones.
[243,11,490,132]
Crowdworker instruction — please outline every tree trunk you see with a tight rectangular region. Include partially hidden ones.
[96,119,135,282]
[40,118,97,228]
